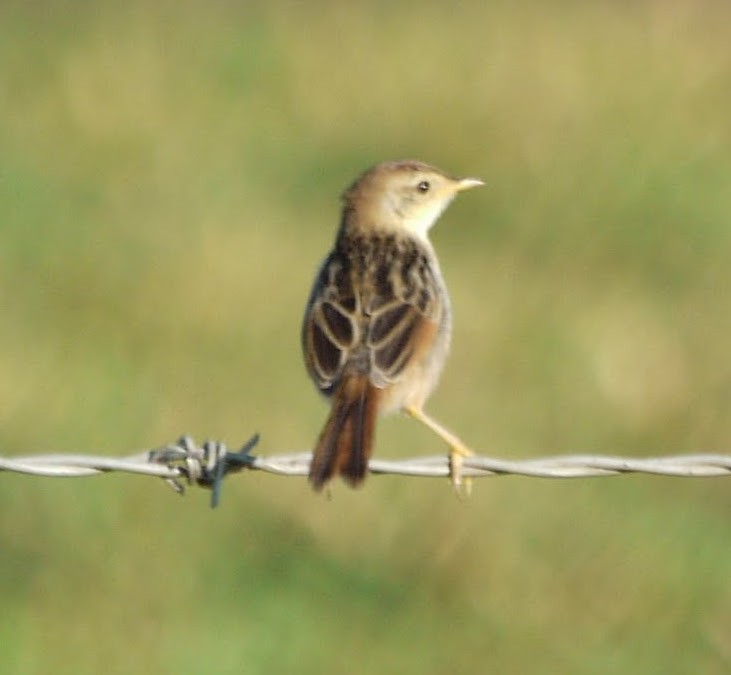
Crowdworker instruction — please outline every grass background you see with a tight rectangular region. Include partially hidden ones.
[1,0,731,672]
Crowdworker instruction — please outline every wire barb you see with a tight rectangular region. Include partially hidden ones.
[2,437,731,508]
[148,434,259,507]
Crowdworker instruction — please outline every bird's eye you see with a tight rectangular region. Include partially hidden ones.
[417,180,430,193]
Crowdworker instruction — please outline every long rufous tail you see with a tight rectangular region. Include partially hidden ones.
[309,375,379,491]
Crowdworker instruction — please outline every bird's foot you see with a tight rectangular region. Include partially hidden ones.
[449,443,474,499]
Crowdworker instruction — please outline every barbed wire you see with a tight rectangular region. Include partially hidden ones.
[1,434,730,507]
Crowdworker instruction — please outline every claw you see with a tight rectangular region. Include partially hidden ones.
[449,445,473,498]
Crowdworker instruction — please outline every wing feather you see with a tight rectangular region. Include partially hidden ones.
[302,236,443,395]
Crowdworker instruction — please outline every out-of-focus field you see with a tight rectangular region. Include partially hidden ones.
[1,1,731,672]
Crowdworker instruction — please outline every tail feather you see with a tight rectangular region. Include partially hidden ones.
[309,375,378,490]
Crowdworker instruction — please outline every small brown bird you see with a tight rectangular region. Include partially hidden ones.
[302,159,483,491]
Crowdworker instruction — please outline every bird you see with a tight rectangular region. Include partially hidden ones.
[301,159,483,492]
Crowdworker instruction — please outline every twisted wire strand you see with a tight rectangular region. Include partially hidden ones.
[2,436,731,488]
[256,452,731,478]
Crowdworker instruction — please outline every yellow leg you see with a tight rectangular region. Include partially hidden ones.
[405,406,473,496]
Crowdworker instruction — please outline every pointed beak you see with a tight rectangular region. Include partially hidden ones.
[455,177,485,192]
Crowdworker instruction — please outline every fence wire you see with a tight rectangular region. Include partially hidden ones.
[2,434,730,507]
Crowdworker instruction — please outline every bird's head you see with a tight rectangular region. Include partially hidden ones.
[340,160,483,240]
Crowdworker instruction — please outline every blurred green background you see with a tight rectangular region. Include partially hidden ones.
[2,0,731,672]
